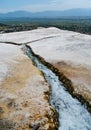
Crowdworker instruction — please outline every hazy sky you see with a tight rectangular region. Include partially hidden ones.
[0,0,91,12]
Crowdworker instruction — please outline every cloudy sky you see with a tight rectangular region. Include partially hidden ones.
[0,0,91,13]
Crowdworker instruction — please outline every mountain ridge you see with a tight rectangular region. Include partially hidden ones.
[0,8,91,18]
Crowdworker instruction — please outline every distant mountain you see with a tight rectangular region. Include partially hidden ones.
[0,8,91,18]
[0,11,33,18]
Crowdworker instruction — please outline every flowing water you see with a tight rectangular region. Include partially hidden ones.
[24,45,91,130]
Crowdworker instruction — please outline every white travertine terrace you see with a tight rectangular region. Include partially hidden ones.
[0,27,91,129]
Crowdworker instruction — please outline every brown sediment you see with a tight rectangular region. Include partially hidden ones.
[1,58,41,94]
[54,62,91,110]
[0,43,58,130]
[26,45,91,113]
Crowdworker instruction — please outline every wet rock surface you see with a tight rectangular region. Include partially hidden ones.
[0,43,58,130]
[24,45,91,130]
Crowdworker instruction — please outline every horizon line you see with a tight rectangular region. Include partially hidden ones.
[0,7,91,14]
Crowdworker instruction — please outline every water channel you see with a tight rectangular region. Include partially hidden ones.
[24,45,91,130]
